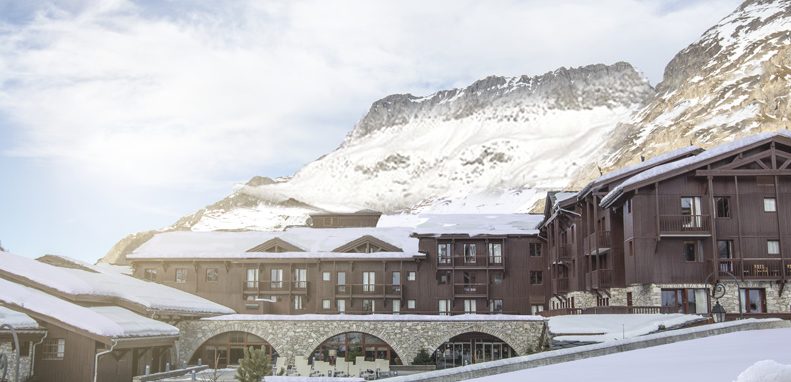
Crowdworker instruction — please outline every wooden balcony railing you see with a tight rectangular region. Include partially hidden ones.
[718,259,787,279]
[589,269,612,289]
[659,215,711,234]
[437,255,505,268]
[583,231,611,255]
[540,306,675,317]
[334,284,403,297]
[552,278,569,294]
[558,244,572,261]
[242,280,310,293]
[453,283,488,296]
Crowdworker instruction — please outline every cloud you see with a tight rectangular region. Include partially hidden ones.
[0,0,741,189]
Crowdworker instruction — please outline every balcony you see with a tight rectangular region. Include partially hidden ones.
[334,284,403,298]
[557,244,572,261]
[659,215,711,236]
[718,259,788,280]
[587,269,612,289]
[242,280,309,294]
[453,283,488,297]
[583,231,611,255]
[552,277,569,294]
[437,255,505,269]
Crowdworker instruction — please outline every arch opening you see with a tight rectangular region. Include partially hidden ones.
[189,331,278,368]
[433,332,516,369]
[311,332,403,366]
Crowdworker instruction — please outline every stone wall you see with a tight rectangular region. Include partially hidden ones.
[176,318,547,366]
[0,341,32,382]
[553,281,791,314]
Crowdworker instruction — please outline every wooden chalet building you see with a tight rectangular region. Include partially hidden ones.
[0,251,232,382]
[544,130,791,318]
[126,212,549,316]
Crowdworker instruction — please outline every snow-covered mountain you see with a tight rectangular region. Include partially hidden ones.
[576,0,791,184]
[102,0,791,264]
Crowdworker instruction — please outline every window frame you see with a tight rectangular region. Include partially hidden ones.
[206,268,219,282]
[42,338,65,360]
[764,197,777,212]
[715,196,731,218]
[488,242,503,264]
[529,243,542,257]
[529,270,543,285]
[175,268,187,284]
[407,271,416,281]
[143,268,157,281]
[437,243,452,264]
[322,271,331,282]
[768,240,781,255]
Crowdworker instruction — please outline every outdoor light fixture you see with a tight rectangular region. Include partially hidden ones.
[711,300,726,323]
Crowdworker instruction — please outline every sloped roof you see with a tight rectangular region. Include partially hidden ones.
[601,130,791,207]
[130,226,418,259]
[0,277,178,339]
[0,306,39,330]
[411,213,544,236]
[0,251,234,316]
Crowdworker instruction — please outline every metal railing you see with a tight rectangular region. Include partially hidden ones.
[659,215,711,234]
[242,280,310,292]
[334,284,403,296]
[718,259,786,279]
[453,283,488,296]
[437,255,505,268]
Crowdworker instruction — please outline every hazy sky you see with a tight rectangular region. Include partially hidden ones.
[0,0,742,262]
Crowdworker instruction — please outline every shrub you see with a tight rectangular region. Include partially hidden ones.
[235,347,271,382]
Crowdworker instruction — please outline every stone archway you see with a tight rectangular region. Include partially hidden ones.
[424,323,527,357]
[177,321,287,365]
[301,326,409,365]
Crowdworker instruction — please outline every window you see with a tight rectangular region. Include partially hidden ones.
[206,268,219,282]
[293,296,304,310]
[464,299,477,313]
[337,272,347,292]
[463,243,477,263]
[322,299,331,310]
[683,241,701,262]
[768,240,781,255]
[175,268,187,284]
[680,196,702,227]
[438,243,452,264]
[143,269,157,281]
[489,299,503,314]
[270,269,283,289]
[740,288,766,313]
[438,272,449,284]
[322,271,331,281]
[491,272,503,285]
[392,271,401,285]
[337,299,346,313]
[392,299,401,314]
[764,198,777,212]
[407,300,416,309]
[529,243,542,257]
[245,268,259,288]
[438,299,451,315]
[531,304,544,315]
[362,299,375,312]
[363,272,376,292]
[488,242,503,264]
[407,271,416,281]
[718,240,734,272]
[661,288,708,314]
[715,197,731,218]
[529,271,543,285]
[42,339,65,360]
[294,268,307,288]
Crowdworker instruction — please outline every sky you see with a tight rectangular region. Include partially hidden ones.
[0,0,742,263]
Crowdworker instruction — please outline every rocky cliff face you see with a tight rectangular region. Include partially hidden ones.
[101,63,652,263]
[575,0,791,185]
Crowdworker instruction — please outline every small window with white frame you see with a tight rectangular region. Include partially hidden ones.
[768,240,780,255]
[322,271,331,281]
[764,197,777,212]
[407,300,416,309]
[407,271,416,281]
[322,299,331,310]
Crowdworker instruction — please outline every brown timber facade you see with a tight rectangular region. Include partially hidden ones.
[545,131,791,317]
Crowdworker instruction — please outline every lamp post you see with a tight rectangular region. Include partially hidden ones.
[712,300,726,323]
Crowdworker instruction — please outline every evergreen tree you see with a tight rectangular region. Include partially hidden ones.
[235,347,271,382]
[412,348,434,365]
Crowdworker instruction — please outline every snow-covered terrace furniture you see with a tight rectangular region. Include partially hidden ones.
[0,251,235,319]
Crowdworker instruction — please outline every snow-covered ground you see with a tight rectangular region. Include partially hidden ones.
[467,328,791,382]
[549,314,706,342]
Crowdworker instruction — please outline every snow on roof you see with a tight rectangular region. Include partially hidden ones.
[587,146,701,191]
[130,226,418,259]
[601,130,791,207]
[0,277,178,338]
[128,251,425,260]
[0,306,40,330]
[0,251,234,316]
[551,192,578,209]
[203,314,545,322]
[410,214,544,236]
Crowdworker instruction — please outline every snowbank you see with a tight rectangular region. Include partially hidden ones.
[735,360,791,382]
[549,313,706,342]
[204,313,545,322]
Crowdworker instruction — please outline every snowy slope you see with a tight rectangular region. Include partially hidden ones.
[101,63,651,263]
[579,0,791,184]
